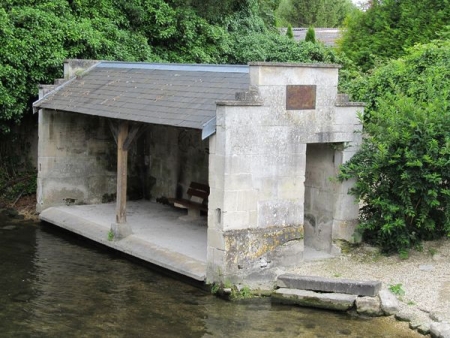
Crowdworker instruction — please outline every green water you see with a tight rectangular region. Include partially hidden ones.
[0,218,419,338]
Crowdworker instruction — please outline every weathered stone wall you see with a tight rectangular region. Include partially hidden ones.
[207,63,363,286]
[37,116,209,210]
[304,143,338,253]
[36,110,116,212]
[136,125,209,201]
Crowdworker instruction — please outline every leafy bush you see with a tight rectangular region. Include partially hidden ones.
[338,40,450,253]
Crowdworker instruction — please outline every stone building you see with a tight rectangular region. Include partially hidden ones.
[34,60,363,286]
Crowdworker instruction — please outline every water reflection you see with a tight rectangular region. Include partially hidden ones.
[0,219,419,338]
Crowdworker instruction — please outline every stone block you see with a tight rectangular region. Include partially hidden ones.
[211,247,226,267]
[224,173,253,190]
[379,289,400,315]
[417,323,431,335]
[430,311,450,324]
[332,219,359,243]
[207,228,225,250]
[333,192,359,221]
[340,148,359,163]
[430,323,450,338]
[222,211,250,230]
[257,200,303,228]
[334,106,360,126]
[223,190,238,212]
[271,239,304,267]
[248,210,257,228]
[272,288,356,311]
[249,64,339,87]
[356,296,383,316]
[277,274,382,296]
[278,177,305,200]
[236,190,257,212]
[395,310,415,322]
[208,189,224,215]
[225,155,251,175]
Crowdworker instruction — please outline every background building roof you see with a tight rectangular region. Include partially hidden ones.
[281,28,341,46]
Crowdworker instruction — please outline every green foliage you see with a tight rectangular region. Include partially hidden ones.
[338,40,450,253]
[0,0,345,136]
[286,24,294,39]
[339,0,450,71]
[0,0,157,134]
[276,0,356,28]
[388,283,405,296]
[428,247,438,257]
[210,281,253,300]
[226,33,343,64]
[107,229,114,241]
[0,128,36,202]
[305,26,315,43]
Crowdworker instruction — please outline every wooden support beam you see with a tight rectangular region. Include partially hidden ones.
[116,120,128,224]
[123,123,147,150]
[109,119,147,239]
[108,119,119,145]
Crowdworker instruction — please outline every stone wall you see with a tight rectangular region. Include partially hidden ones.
[37,113,209,211]
[206,63,363,286]
[36,110,116,212]
[131,125,209,201]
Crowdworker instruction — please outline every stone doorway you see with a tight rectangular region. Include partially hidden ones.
[304,143,340,260]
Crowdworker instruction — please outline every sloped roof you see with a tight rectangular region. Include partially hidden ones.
[33,61,250,131]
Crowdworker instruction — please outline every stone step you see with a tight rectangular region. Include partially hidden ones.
[272,288,357,311]
[277,274,382,297]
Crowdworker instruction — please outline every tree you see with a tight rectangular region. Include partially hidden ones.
[339,0,450,71]
[0,0,157,133]
[0,0,344,134]
[305,26,315,43]
[276,0,356,28]
[286,24,294,39]
[338,40,450,253]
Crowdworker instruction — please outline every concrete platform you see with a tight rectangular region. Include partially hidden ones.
[272,288,357,311]
[39,201,207,281]
[277,274,382,297]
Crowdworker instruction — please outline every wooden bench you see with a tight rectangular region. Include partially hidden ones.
[168,182,210,218]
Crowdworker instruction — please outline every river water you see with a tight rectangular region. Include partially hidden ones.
[0,217,420,338]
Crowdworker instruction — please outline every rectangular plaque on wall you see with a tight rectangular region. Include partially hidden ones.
[286,85,316,110]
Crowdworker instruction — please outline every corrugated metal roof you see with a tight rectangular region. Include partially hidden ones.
[34,61,250,131]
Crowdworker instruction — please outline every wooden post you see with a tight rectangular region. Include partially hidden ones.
[116,120,128,224]
[109,119,145,240]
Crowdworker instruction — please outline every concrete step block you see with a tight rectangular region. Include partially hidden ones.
[356,296,383,316]
[277,274,382,296]
[379,289,400,315]
[272,288,357,311]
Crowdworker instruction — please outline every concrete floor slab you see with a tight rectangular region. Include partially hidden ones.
[39,201,207,281]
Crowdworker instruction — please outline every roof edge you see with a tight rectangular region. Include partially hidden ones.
[249,62,342,69]
[33,61,101,113]
[98,61,249,73]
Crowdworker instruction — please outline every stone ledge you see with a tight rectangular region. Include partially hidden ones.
[277,274,382,296]
[272,288,357,311]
